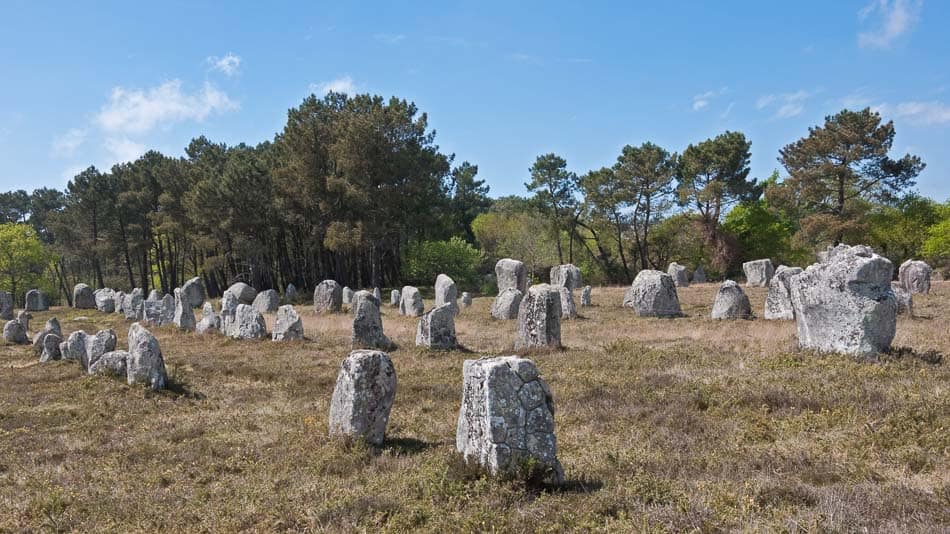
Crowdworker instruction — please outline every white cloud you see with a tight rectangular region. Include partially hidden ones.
[96,79,238,135]
[890,101,950,125]
[756,90,811,118]
[720,102,735,119]
[373,33,405,45]
[858,0,921,49]
[207,53,241,76]
[51,128,87,157]
[104,137,147,165]
[755,95,776,109]
[60,164,88,183]
[692,88,727,111]
[310,75,357,96]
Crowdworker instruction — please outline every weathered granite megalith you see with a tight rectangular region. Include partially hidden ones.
[435,274,459,315]
[94,288,116,313]
[461,292,473,308]
[72,284,95,309]
[25,289,48,311]
[313,280,343,314]
[491,288,523,320]
[252,289,279,313]
[0,290,12,320]
[89,351,129,377]
[328,349,397,446]
[550,264,582,290]
[227,304,268,340]
[284,283,298,303]
[272,305,303,341]
[351,291,392,350]
[342,286,355,306]
[3,320,28,344]
[764,266,803,320]
[181,277,205,308]
[667,262,689,288]
[228,282,257,305]
[558,286,577,320]
[692,265,707,283]
[899,259,932,295]
[173,288,196,331]
[127,323,167,390]
[416,303,457,350]
[399,286,424,317]
[891,282,914,316]
[390,289,401,307]
[580,285,592,307]
[514,284,561,350]
[496,258,527,293]
[711,280,753,320]
[196,302,220,335]
[743,259,775,287]
[622,270,682,317]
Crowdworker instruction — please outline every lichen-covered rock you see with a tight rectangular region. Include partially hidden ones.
[399,286,424,317]
[252,289,279,313]
[126,323,167,390]
[273,305,303,341]
[71,283,95,309]
[580,286,592,307]
[461,292,473,308]
[284,283,298,303]
[789,244,896,358]
[899,259,932,295]
[114,291,125,314]
[496,258,527,293]
[623,270,682,317]
[351,291,392,350]
[94,288,116,313]
[765,266,803,320]
[228,282,257,305]
[39,332,62,362]
[743,259,775,287]
[558,286,577,320]
[196,302,220,335]
[390,289,401,307]
[25,289,48,311]
[667,263,689,288]
[60,330,88,363]
[160,294,175,325]
[181,277,205,308]
[313,280,343,313]
[3,320,27,344]
[32,318,62,356]
[328,350,397,446]
[711,280,753,320]
[123,290,144,321]
[891,282,914,316]
[219,290,239,335]
[0,291,12,320]
[227,304,268,340]
[173,288,196,331]
[550,264,582,290]
[342,286,354,306]
[491,288,523,320]
[85,329,117,370]
[692,265,707,283]
[456,356,563,484]
[515,284,561,350]
[89,351,129,376]
[142,300,166,327]
[435,274,459,315]
[146,289,162,302]
[17,310,30,332]
[416,303,457,350]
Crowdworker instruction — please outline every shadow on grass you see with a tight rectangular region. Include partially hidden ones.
[548,477,605,494]
[382,436,437,456]
[885,346,943,365]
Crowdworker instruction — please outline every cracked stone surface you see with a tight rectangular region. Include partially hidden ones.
[711,280,753,320]
[313,280,343,314]
[495,258,527,293]
[515,284,561,350]
[351,291,392,350]
[126,323,167,390]
[667,263,689,288]
[899,259,931,295]
[416,303,457,350]
[273,305,303,341]
[399,286,424,317]
[623,270,682,318]
[765,266,803,320]
[491,288,523,320]
[328,349,396,446]
[743,259,775,287]
[549,264,582,290]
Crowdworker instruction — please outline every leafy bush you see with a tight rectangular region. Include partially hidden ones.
[402,237,483,290]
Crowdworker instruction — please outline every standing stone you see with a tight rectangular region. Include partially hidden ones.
[891,282,914,316]
[328,350,397,446]
[89,351,129,377]
[3,320,28,344]
[173,288,196,331]
[711,280,753,320]
[219,290,239,335]
[342,287,355,306]
[667,262,690,288]
[196,302,220,335]
[114,291,126,314]
[558,286,577,320]
[252,289,280,313]
[692,266,707,283]
[227,304,268,340]
[372,287,382,302]
[25,289,48,311]
[491,288,523,320]
[550,264,582,290]
[495,258,528,293]
[126,323,167,390]
[743,259,775,287]
[39,333,63,362]
[456,356,563,484]
[272,305,304,341]
[32,318,62,355]
[17,310,30,332]
[0,290,12,320]
[789,244,896,358]
[123,291,144,321]
[85,329,117,370]
[351,290,392,350]
[461,292,473,308]
[181,277,205,308]
[94,288,116,313]
[580,286,592,307]
[159,294,175,325]
[390,289,401,307]
[60,331,89,363]
[142,300,166,327]
[623,270,682,317]
[764,266,803,320]
[399,286,424,317]
[146,289,162,302]
[899,259,932,295]
[514,284,561,350]
[284,283,298,304]
[313,280,343,314]
[228,282,257,305]
[416,303,458,350]
[434,274,459,314]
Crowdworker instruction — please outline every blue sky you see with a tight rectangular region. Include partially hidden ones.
[1,0,948,200]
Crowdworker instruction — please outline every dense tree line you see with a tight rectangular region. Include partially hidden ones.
[0,102,946,305]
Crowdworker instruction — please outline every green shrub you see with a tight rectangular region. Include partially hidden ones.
[402,237,483,290]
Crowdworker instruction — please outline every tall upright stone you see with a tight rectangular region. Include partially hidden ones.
[743,259,775,287]
[73,284,96,309]
[219,290,240,335]
[252,289,279,313]
[550,264,582,290]
[328,350,397,446]
[25,289,48,311]
[515,284,561,350]
[764,266,803,320]
[372,287,382,302]
[558,286,577,319]
[491,288,523,320]
[456,356,563,484]
[416,303,457,350]
[313,280,343,314]
[32,318,62,358]
[342,287,355,306]
[196,302,220,335]
[0,290,12,320]
[351,290,392,350]
[461,292,473,309]
[789,245,896,358]
[667,263,689,288]
[580,286,592,307]
[390,289,401,307]
[272,305,303,341]
[181,277,206,308]
[160,294,175,325]
[711,280,753,320]
[17,310,30,332]
[146,289,162,302]
[495,258,527,293]
[692,265,707,283]
[399,286,424,317]
[891,282,914,316]
[126,323,167,390]
[284,283,298,304]
[623,270,682,317]
[899,259,932,295]
[435,274,459,314]
[94,288,116,313]
[123,290,144,321]
[173,288,196,331]
[227,304,268,340]
[60,331,89,364]
[85,329,117,371]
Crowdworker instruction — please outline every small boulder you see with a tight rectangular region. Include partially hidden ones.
[126,323,167,390]
[252,289,279,313]
[328,349,397,446]
[550,264,582,290]
[580,286,592,307]
[227,304,268,340]
[899,259,932,295]
[85,329,117,370]
[32,318,62,356]
[16,310,31,332]
[181,277,206,308]
[416,303,457,350]
[764,266,803,320]
[399,286,424,317]
[94,288,116,313]
[228,282,257,305]
[39,333,63,362]
[313,280,343,313]
[272,305,304,341]
[667,263,689,288]
[89,351,129,376]
[491,288,523,320]
[3,320,28,344]
[496,258,527,293]
[743,259,775,287]
[623,270,682,317]
[351,291,392,350]
[60,331,88,363]
[711,280,753,320]
[514,284,561,350]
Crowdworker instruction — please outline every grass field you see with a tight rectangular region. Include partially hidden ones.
[2,282,948,532]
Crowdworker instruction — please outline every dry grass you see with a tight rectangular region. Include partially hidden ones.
[1,282,948,532]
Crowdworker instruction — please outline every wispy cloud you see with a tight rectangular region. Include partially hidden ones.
[692,87,727,111]
[858,0,921,49]
[51,128,87,157]
[104,137,147,165]
[889,101,950,125]
[96,80,238,135]
[207,53,241,76]
[756,90,812,118]
[720,102,735,119]
[310,75,358,96]
[373,33,406,45]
